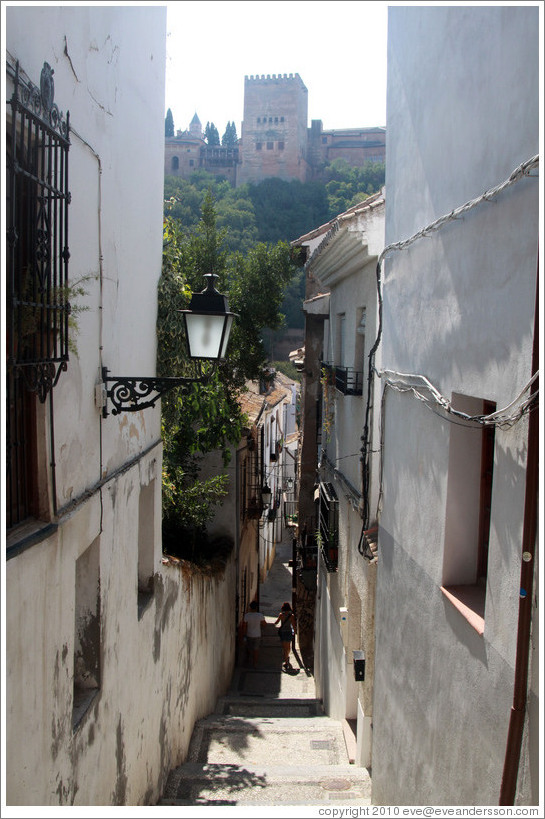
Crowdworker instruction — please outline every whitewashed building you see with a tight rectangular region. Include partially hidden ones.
[4,6,235,806]
[295,193,385,766]
[372,5,540,806]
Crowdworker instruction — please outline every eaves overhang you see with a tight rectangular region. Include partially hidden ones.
[303,292,330,316]
[306,191,385,287]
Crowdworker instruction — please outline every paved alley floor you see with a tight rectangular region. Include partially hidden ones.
[158,532,372,807]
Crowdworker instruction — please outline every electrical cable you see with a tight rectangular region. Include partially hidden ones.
[357,154,539,557]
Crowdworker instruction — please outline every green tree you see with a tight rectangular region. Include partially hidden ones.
[165,108,174,137]
[204,121,220,146]
[222,121,238,147]
[157,191,295,559]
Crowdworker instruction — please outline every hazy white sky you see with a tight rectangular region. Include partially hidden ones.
[164,0,389,136]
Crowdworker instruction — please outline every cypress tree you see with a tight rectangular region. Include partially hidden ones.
[165,108,174,137]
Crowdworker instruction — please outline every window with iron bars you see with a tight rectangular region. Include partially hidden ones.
[241,435,263,520]
[319,481,339,572]
[6,59,71,531]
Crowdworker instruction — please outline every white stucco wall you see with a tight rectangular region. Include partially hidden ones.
[311,202,384,768]
[5,6,236,806]
[373,5,539,806]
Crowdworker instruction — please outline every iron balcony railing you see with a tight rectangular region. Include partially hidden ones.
[321,362,363,396]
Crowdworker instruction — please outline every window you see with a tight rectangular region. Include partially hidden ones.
[267,141,274,150]
[319,481,339,572]
[256,142,262,151]
[355,307,367,378]
[6,60,70,531]
[171,155,179,170]
[189,159,194,166]
[257,117,261,123]
[322,136,328,144]
[278,141,285,151]
[280,117,285,122]
[73,538,101,729]
[336,313,346,367]
[442,395,496,632]
[274,117,278,123]
[241,443,261,520]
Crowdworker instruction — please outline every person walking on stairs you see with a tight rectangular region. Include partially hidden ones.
[275,601,296,670]
[241,600,266,668]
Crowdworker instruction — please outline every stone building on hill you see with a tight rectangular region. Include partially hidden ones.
[164,72,385,186]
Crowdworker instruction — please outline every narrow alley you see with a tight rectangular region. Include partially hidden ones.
[158,532,372,806]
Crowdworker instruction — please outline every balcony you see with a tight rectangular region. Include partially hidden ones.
[321,362,363,396]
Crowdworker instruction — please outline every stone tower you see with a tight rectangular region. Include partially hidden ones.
[237,73,309,186]
[189,112,202,139]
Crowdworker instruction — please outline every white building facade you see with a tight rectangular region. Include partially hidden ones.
[4,6,235,806]
[305,194,385,767]
[372,6,540,806]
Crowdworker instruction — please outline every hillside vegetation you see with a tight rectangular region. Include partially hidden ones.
[164,158,385,331]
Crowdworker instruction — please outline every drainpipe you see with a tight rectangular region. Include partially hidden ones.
[499,270,539,805]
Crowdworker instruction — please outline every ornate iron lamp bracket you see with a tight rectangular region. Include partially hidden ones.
[101,367,209,417]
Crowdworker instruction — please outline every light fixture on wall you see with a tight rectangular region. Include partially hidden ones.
[286,477,294,491]
[99,274,237,416]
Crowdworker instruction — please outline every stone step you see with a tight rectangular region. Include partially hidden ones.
[215,695,324,718]
[160,762,372,806]
[194,713,343,732]
[187,715,350,767]
[227,666,317,700]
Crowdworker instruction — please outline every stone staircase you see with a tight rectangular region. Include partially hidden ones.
[159,624,372,806]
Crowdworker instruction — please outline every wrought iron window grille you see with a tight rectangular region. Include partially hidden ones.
[6,59,71,531]
[6,59,71,400]
[319,481,339,572]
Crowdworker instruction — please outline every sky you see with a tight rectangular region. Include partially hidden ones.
[164,0,389,137]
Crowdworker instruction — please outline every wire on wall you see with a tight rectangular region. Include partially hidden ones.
[358,154,539,553]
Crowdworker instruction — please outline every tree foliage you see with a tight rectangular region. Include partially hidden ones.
[158,191,295,556]
[323,158,385,218]
[204,121,220,146]
[162,158,385,363]
[222,121,238,147]
[165,108,174,137]
[247,177,330,244]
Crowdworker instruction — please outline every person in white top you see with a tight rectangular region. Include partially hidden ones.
[242,601,267,668]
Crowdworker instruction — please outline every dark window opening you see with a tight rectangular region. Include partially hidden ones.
[477,402,496,583]
[267,141,274,150]
[171,155,179,170]
[6,60,70,531]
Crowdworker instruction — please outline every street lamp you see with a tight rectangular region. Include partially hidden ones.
[100,274,237,416]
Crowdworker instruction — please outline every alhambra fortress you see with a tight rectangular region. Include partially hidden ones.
[165,73,386,186]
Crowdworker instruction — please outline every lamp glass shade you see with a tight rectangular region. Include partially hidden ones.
[184,312,229,360]
[219,314,234,360]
